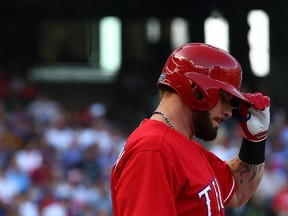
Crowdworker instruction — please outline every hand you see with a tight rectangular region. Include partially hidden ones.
[236,92,270,142]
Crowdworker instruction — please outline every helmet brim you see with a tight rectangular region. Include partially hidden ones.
[185,72,251,107]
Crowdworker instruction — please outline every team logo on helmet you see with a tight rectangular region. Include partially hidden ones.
[158,72,167,83]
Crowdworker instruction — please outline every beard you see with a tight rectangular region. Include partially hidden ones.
[192,110,218,141]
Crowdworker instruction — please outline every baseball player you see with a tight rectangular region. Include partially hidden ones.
[111,43,270,215]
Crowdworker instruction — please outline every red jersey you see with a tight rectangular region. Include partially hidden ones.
[111,119,236,216]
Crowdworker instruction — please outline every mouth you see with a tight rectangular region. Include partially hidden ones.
[214,118,224,127]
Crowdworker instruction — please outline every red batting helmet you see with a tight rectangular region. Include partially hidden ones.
[157,43,250,111]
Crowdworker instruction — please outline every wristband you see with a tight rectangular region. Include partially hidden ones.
[238,137,266,164]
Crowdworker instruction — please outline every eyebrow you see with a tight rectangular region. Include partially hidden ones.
[219,90,233,103]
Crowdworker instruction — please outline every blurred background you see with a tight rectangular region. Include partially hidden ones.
[0,0,288,215]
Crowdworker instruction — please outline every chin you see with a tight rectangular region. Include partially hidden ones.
[197,128,218,141]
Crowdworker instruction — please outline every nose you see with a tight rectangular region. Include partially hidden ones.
[222,102,233,118]
[218,90,234,118]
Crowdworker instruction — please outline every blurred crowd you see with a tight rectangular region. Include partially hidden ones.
[1,69,288,216]
[0,70,126,216]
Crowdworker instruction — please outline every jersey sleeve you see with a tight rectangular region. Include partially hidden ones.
[208,152,236,206]
[112,151,179,216]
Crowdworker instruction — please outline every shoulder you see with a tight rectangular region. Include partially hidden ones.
[126,119,171,152]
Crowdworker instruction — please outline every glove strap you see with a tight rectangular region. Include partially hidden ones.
[238,137,266,164]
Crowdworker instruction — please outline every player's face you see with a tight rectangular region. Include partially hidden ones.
[192,90,233,141]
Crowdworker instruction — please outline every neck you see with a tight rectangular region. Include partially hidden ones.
[151,92,193,139]
[152,111,175,129]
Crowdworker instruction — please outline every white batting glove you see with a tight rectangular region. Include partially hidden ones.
[236,92,270,142]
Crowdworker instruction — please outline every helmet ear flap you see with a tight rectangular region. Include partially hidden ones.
[191,83,204,101]
[189,80,220,111]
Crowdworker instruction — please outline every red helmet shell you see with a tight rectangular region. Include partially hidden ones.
[157,43,250,111]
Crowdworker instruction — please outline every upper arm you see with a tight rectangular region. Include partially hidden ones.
[113,151,178,215]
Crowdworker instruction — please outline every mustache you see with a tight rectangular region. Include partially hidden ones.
[214,117,225,124]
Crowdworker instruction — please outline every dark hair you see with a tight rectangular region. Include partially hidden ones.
[158,85,175,98]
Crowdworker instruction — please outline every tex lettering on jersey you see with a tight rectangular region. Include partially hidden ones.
[197,177,225,216]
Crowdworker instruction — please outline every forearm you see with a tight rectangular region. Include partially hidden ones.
[226,92,269,207]
[226,156,265,207]
[226,137,266,207]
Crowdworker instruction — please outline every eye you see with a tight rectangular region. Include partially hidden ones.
[219,91,228,103]
[219,90,235,107]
